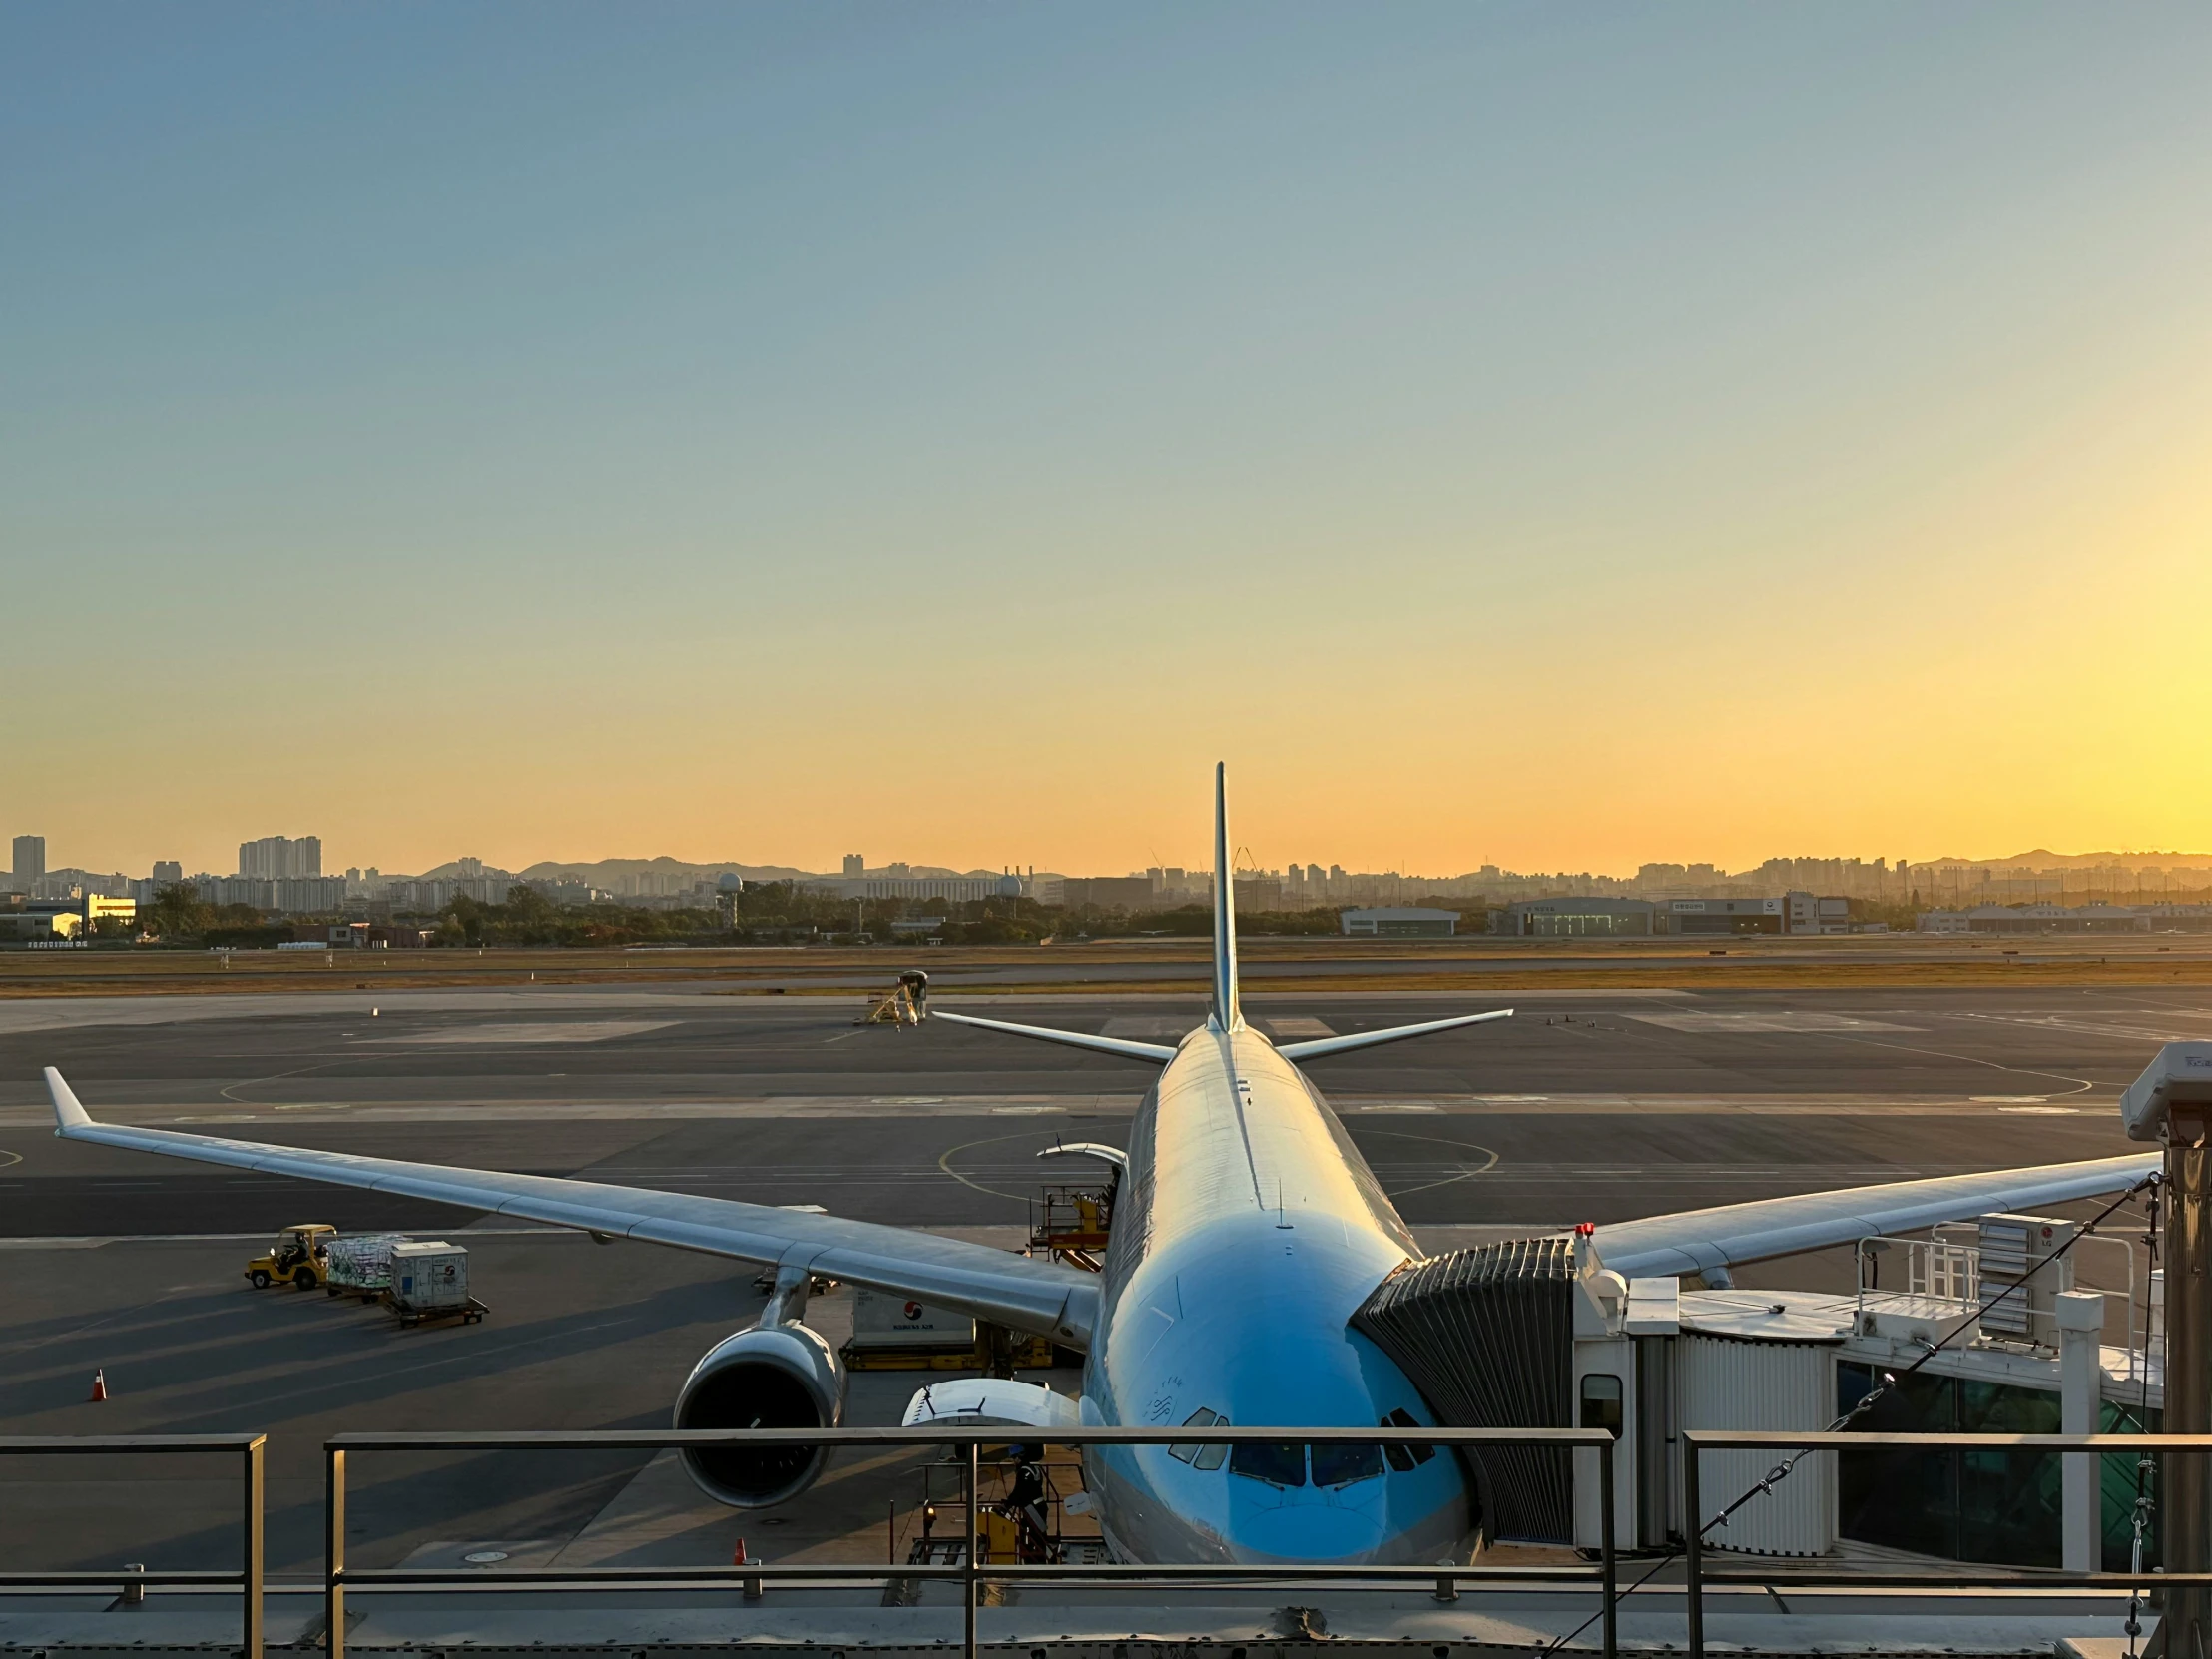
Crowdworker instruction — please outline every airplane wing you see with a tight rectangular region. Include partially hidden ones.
[1589,1151,2158,1279]
[43,1068,1100,1347]
[1277,1009,1513,1062]
[929,1009,1178,1063]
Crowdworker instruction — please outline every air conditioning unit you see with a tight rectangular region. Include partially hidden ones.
[1975,1213,2075,1344]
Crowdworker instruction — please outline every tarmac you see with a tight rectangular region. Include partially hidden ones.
[0,980,2201,1650]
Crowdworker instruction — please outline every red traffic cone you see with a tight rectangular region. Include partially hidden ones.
[89,1369,108,1402]
[732,1538,749,1565]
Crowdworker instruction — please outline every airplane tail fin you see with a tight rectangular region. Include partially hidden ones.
[1212,762,1240,1031]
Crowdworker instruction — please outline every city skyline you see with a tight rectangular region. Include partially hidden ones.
[10,8,2211,874]
[12,827,2212,892]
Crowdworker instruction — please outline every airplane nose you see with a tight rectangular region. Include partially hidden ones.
[1229,1501,1388,1564]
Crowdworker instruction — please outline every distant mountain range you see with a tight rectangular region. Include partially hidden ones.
[1916,849,2212,869]
[412,857,1002,883]
[395,848,2212,887]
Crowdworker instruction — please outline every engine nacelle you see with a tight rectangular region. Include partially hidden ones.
[673,1322,847,1508]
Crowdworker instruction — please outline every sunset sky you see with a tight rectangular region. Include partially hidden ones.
[8,6,2210,879]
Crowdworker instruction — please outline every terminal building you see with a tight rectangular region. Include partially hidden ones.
[1340,905,1460,937]
[1491,894,1854,938]
[0,894,136,940]
[1917,902,2212,934]
[1490,897,1655,937]
[1667,896,1785,935]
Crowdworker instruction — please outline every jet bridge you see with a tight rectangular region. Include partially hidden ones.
[1357,1213,2164,1563]
[1352,1236,1577,1543]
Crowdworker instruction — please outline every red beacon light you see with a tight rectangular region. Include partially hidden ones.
[1573,1223,1596,1238]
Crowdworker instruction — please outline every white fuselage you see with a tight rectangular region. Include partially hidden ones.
[1077,1023,1472,1563]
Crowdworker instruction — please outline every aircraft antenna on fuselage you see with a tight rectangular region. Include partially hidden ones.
[1211,762,1240,1031]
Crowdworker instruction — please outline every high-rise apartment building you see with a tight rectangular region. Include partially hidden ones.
[842,853,865,876]
[152,861,183,886]
[239,835,322,880]
[12,836,45,879]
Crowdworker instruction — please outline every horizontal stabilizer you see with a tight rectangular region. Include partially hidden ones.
[930,1009,1178,1064]
[1277,1009,1512,1062]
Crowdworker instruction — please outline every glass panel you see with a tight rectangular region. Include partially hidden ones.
[2101,1397,2161,1572]
[1837,1361,1959,1559]
[1579,1374,1624,1439]
[1386,1406,1436,1464]
[1311,1442,1384,1487]
[1170,1406,1218,1464]
[1229,1441,1307,1487]
[1957,1378,2061,1567]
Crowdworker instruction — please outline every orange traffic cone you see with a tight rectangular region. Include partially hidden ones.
[89,1369,108,1402]
[732,1539,749,1565]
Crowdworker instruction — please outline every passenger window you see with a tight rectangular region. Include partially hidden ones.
[1579,1374,1624,1440]
[1310,1441,1383,1487]
[1170,1407,1220,1464]
[1383,1407,1435,1466]
[1228,1440,1307,1487]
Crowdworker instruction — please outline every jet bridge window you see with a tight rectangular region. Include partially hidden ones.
[1579,1374,1624,1440]
[1229,1440,1308,1488]
[1170,1408,1230,1471]
[1381,1408,1437,1471]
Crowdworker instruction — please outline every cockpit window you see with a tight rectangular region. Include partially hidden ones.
[1381,1407,1436,1471]
[1309,1441,1384,1487]
[1170,1407,1223,1467]
[1229,1440,1307,1487]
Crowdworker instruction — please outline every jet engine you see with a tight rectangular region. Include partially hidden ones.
[674,1313,847,1508]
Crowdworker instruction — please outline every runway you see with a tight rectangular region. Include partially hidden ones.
[0,981,2193,1576]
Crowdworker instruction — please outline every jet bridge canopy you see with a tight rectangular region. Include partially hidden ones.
[1352,1237,1577,1543]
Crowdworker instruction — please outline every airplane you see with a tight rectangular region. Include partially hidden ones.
[44,765,2157,1565]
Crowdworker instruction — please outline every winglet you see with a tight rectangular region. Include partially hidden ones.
[1211,762,1240,1032]
[46,1066,93,1132]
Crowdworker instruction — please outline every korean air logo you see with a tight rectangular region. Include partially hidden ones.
[904,1301,924,1320]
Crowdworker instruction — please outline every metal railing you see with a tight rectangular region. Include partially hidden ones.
[0,1434,264,1659]
[1855,1228,2145,1375]
[1684,1429,2212,1657]
[324,1425,1619,1659]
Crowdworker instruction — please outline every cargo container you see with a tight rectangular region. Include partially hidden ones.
[388,1241,485,1325]
[325,1232,408,1298]
[849,1287,975,1352]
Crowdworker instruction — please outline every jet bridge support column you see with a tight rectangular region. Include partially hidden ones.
[2120,1045,2212,1659]
[2161,1109,2212,1658]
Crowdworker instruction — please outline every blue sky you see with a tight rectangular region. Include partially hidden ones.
[7,5,2210,876]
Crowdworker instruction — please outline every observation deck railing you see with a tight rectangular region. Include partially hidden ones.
[321,1426,1619,1659]
[1684,1429,2212,1657]
[0,1434,264,1659]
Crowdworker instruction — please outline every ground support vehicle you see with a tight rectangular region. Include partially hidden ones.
[245,1224,333,1290]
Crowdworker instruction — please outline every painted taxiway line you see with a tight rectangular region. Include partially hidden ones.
[0,1091,2106,1128]
[0,984,1701,1037]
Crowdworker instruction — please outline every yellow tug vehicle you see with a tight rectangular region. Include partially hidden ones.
[246,1223,334,1290]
